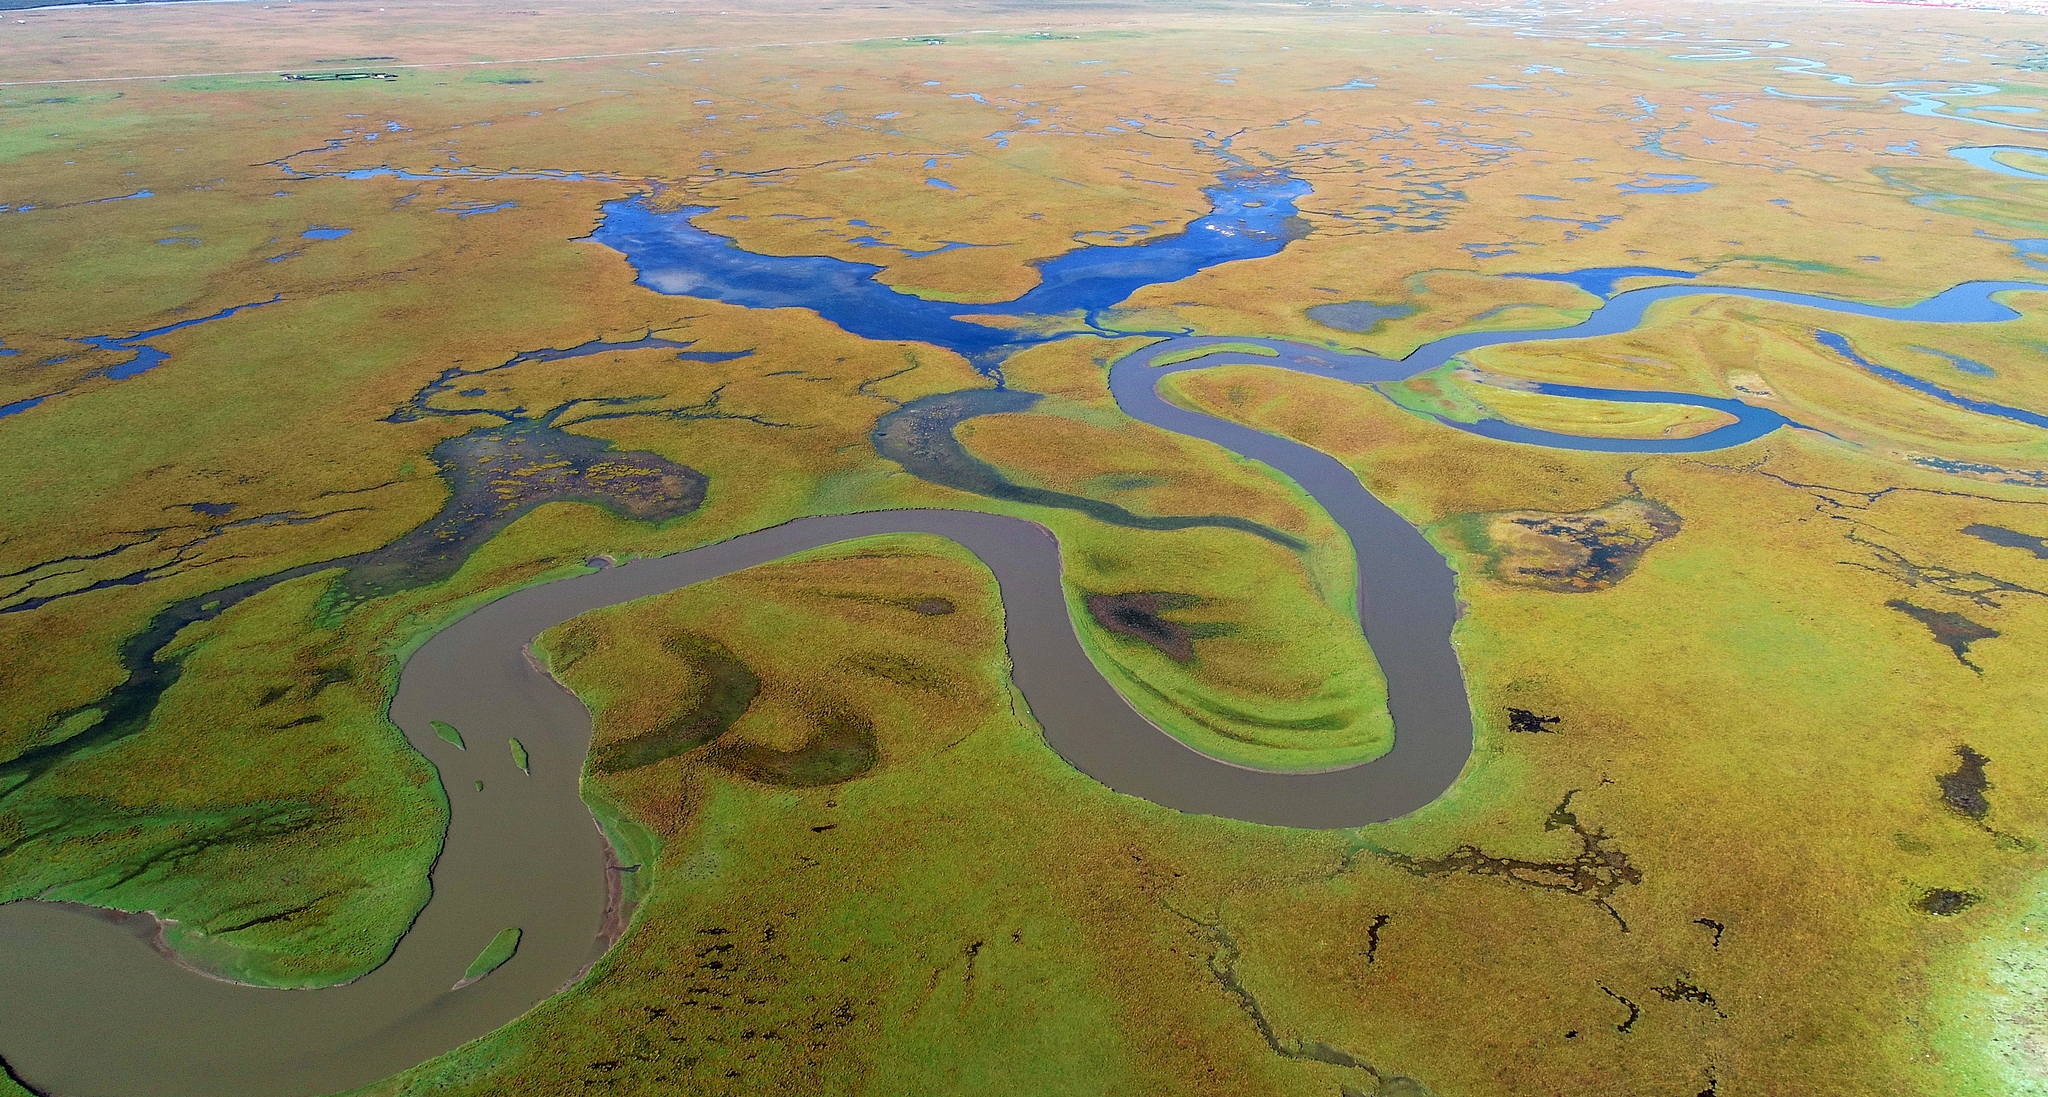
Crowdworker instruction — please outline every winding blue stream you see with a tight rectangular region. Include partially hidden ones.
[1952,145,2048,181]
[1816,329,2048,430]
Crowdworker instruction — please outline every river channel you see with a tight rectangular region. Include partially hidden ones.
[4,164,2047,1096]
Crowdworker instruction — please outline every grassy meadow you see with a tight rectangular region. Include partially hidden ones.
[3,0,2048,1093]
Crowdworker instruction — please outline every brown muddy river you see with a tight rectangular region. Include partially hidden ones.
[0,494,1474,1096]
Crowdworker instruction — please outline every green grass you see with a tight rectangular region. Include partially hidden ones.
[0,574,447,988]
[509,738,529,774]
[461,928,522,984]
[432,721,466,750]
[0,1063,38,1097]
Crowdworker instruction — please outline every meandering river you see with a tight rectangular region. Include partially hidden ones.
[5,165,2046,1096]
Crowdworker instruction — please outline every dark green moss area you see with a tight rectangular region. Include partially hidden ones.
[1084,591,1234,663]
[580,633,876,789]
[708,702,879,788]
[589,634,761,775]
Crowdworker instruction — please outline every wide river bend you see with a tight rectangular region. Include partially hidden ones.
[5,189,2047,1097]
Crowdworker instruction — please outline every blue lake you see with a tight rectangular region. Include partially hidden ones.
[591,171,1310,371]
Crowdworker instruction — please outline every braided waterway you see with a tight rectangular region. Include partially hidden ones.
[6,159,2048,1093]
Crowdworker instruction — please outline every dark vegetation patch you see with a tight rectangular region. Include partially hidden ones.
[340,422,707,600]
[708,702,878,788]
[1886,599,1998,672]
[1938,745,1991,820]
[591,634,759,774]
[1306,300,1415,333]
[872,389,1302,549]
[1084,591,1234,662]
[816,589,955,617]
[587,641,877,788]
[1507,708,1561,734]
[1693,918,1725,948]
[1452,498,1680,592]
[839,651,952,693]
[1914,887,1982,916]
[1964,523,2048,559]
[1374,791,1641,931]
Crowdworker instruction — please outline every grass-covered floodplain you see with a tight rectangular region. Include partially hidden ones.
[6,0,2048,1092]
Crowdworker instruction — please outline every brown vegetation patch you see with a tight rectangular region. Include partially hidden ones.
[1450,497,1681,593]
